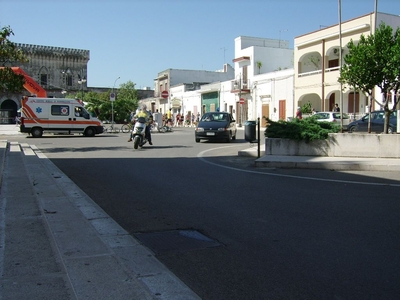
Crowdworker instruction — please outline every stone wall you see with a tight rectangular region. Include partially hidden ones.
[265,133,400,158]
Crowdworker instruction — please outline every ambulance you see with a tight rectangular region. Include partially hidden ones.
[20,96,104,138]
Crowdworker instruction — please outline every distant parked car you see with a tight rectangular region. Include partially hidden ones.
[348,110,397,133]
[312,111,350,130]
[195,112,237,143]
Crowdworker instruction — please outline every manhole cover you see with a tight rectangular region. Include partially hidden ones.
[134,229,222,253]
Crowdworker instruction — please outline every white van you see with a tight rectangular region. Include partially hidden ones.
[20,97,104,138]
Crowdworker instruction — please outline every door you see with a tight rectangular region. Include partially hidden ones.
[329,94,335,111]
[348,92,359,114]
[278,100,286,120]
[71,105,89,132]
[262,104,270,127]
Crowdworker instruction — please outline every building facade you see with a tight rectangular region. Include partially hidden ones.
[0,44,89,123]
[141,36,294,126]
[0,43,154,123]
[140,64,235,115]
[294,12,400,116]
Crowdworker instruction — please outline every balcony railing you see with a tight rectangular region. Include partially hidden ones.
[298,66,341,77]
[298,70,322,77]
[230,79,251,93]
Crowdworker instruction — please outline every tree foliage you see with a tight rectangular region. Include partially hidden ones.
[339,23,400,133]
[0,26,28,93]
[68,80,139,123]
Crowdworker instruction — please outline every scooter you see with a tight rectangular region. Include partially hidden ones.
[131,117,148,149]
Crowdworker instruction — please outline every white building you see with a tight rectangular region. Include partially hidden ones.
[295,12,400,116]
[144,11,400,126]
[141,65,234,115]
[148,36,294,126]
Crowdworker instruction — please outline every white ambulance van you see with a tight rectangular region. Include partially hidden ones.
[20,97,104,138]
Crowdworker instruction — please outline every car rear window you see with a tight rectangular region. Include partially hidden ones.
[315,113,329,119]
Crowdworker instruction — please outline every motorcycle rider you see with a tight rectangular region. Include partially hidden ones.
[127,104,153,145]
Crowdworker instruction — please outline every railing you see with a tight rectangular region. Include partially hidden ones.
[325,66,340,72]
[298,70,322,77]
[231,79,251,91]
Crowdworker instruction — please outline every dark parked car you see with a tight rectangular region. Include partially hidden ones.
[195,112,237,143]
[348,110,397,133]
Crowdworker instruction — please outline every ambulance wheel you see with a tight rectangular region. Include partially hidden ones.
[84,127,96,137]
[31,127,43,138]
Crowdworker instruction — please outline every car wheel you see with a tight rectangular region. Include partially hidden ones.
[31,127,43,138]
[84,127,96,137]
[195,138,200,143]
[348,126,356,133]
[388,127,394,134]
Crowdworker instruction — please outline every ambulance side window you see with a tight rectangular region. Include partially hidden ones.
[81,107,90,119]
[74,107,83,117]
[51,105,70,116]
[74,106,90,119]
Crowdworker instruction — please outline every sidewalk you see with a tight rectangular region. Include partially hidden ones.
[0,124,23,135]
[0,140,200,300]
[238,143,400,171]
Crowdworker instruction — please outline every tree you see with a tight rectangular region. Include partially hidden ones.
[256,61,262,74]
[114,81,138,122]
[0,26,28,93]
[79,81,138,123]
[339,23,400,133]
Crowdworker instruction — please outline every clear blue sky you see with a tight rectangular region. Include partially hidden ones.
[1,0,399,89]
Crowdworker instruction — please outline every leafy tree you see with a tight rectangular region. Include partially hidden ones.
[72,81,139,123]
[339,23,400,133]
[301,102,312,114]
[0,26,28,93]
[114,81,138,122]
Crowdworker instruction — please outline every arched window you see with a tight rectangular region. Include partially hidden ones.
[39,66,49,86]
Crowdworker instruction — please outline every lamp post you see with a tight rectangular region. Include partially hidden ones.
[78,73,86,100]
[111,76,120,127]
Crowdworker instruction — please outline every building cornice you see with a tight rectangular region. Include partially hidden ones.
[15,43,90,60]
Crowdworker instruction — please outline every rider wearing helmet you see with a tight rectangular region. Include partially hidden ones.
[128,104,153,145]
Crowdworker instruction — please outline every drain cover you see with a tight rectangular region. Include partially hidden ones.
[134,229,222,253]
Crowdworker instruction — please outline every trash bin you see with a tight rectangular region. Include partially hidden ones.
[244,120,257,142]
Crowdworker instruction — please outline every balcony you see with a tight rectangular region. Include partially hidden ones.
[230,79,251,94]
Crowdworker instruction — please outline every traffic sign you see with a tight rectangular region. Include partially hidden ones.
[239,98,245,104]
[110,92,116,101]
[161,91,169,99]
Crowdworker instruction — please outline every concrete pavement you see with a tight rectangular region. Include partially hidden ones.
[1,124,399,299]
[0,136,200,299]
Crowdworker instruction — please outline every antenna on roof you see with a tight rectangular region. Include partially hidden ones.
[220,47,226,64]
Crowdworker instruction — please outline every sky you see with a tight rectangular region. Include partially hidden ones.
[1,0,400,89]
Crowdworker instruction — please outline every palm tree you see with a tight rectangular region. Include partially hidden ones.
[256,61,262,74]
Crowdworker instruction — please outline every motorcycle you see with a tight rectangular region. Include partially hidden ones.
[131,117,148,149]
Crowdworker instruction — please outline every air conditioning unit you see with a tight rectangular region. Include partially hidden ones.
[333,48,340,55]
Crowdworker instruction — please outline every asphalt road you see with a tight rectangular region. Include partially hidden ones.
[10,128,400,300]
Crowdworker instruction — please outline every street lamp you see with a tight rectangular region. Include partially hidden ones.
[78,73,86,99]
[111,76,120,127]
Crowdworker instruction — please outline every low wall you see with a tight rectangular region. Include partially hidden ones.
[265,133,400,158]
